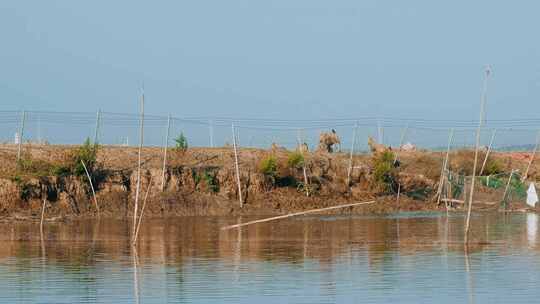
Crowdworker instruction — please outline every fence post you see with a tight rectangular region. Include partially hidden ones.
[232,123,243,207]
[16,110,26,164]
[346,122,358,187]
[161,114,171,192]
[94,109,101,145]
[133,91,145,244]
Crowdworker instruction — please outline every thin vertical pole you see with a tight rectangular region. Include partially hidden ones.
[297,129,310,196]
[394,123,410,165]
[133,92,144,243]
[94,109,101,145]
[40,198,46,239]
[232,123,243,207]
[479,129,497,176]
[465,66,491,244]
[501,170,515,210]
[346,122,358,187]
[437,129,455,206]
[209,120,214,148]
[16,110,26,163]
[377,120,383,144]
[81,160,100,215]
[161,115,171,192]
[522,130,540,182]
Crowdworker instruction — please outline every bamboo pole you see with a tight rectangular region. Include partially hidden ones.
[231,123,243,207]
[160,115,171,192]
[16,110,26,164]
[346,122,358,187]
[94,109,101,145]
[501,170,515,210]
[209,119,214,148]
[133,176,153,245]
[40,198,46,238]
[522,130,540,182]
[297,129,310,196]
[133,92,145,242]
[437,129,455,206]
[465,66,491,244]
[479,129,497,176]
[221,200,376,230]
[394,123,409,165]
[81,160,100,215]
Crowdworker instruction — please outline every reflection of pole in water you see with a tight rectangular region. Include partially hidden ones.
[527,213,538,247]
[233,216,242,282]
[133,247,141,304]
[464,246,475,304]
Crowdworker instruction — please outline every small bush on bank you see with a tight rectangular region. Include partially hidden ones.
[371,150,399,193]
[71,138,98,176]
[287,151,305,169]
[174,132,188,152]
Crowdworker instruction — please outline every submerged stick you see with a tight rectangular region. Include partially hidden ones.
[160,114,171,192]
[296,129,310,197]
[81,160,100,215]
[133,176,153,246]
[221,200,376,230]
[437,129,455,206]
[346,122,358,187]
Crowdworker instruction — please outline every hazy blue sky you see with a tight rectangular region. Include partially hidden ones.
[1,0,540,121]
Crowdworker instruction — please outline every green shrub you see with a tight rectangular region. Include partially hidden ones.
[259,156,278,179]
[371,150,398,193]
[287,152,305,169]
[72,138,98,176]
[202,171,219,193]
[483,158,503,176]
[174,132,188,151]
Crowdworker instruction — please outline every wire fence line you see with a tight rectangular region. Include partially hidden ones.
[1,110,540,152]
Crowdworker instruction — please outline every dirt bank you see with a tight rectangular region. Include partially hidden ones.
[0,143,538,220]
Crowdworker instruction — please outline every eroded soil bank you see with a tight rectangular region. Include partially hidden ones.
[0,143,538,221]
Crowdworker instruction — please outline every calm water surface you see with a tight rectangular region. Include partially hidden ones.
[0,212,539,303]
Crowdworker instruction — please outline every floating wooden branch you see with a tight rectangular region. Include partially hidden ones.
[221,200,376,230]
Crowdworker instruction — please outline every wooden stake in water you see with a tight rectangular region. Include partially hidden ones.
[133,176,153,245]
[81,160,100,215]
[133,92,145,242]
[437,129,454,206]
[501,170,515,210]
[479,129,497,176]
[232,123,243,207]
[522,130,540,182]
[16,110,26,164]
[346,122,358,187]
[465,66,491,244]
[40,198,46,238]
[160,114,171,192]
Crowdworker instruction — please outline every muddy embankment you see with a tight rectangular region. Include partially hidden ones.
[0,143,537,220]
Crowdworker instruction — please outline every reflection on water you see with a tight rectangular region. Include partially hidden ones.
[0,213,539,303]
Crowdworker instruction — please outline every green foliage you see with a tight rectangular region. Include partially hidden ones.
[480,176,504,189]
[202,171,219,193]
[72,138,98,176]
[483,158,503,176]
[174,132,188,151]
[259,155,278,182]
[371,151,398,193]
[287,152,305,169]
